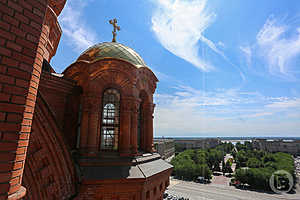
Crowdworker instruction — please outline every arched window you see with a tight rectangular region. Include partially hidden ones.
[101,89,120,150]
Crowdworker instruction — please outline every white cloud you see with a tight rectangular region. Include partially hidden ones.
[151,0,223,71]
[241,15,300,79]
[265,98,300,109]
[240,46,252,66]
[218,41,225,48]
[59,0,98,52]
[154,84,300,136]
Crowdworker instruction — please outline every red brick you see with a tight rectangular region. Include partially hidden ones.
[0,38,5,46]
[26,34,38,43]
[16,37,35,50]
[37,46,45,55]
[0,142,18,151]
[19,132,29,140]
[3,85,27,96]
[22,47,35,58]
[0,65,6,74]
[15,153,26,161]
[7,68,31,80]
[30,20,41,31]
[14,12,29,24]
[25,99,35,108]
[0,29,16,41]
[29,79,38,89]
[15,79,29,88]
[11,95,25,105]
[13,162,23,171]
[0,20,10,31]
[26,93,36,102]
[0,47,11,56]
[0,163,13,172]
[19,0,33,11]
[17,139,29,147]
[0,4,14,16]
[0,112,5,121]
[34,57,42,67]
[6,41,22,52]
[11,168,23,179]
[24,105,34,114]
[12,52,34,65]
[3,14,19,27]
[10,26,26,38]
[7,113,22,123]
[7,1,23,13]
[2,132,19,141]
[30,0,46,12]
[0,103,24,113]
[21,118,31,126]
[20,23,40,37]
[19,63,32,73]
[0,74,14,84]
[1,57,18,67]
[0,122,21,132]
[8,183,21,195]
[33,7,43,17]
[0,93,10,102]
[0,183,9,191]
[24,9,42,24]
[9,176,19,186]
[28,86,37,95]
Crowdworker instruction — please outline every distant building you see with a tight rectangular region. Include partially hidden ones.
[253,139,300,155]
[174,138,221,150]
[154,139,175,159]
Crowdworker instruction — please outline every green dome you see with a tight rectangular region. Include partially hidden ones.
[77,42,146,67]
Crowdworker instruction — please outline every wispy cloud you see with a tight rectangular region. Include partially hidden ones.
[151,0,223,71]
[59,0,98,52]
[265,98,300,109]
[154,84,300,136]
[241,15,300,79]
[240,46,252,66]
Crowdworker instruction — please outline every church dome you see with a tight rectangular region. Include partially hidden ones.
[77,42,146,67]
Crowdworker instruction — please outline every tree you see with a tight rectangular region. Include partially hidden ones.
[246,157,261,168]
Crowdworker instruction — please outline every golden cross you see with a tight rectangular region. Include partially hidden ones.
[109,18,120,42]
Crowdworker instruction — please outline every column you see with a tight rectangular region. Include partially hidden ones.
[79,95,89,151]
[145,103,155,152]
[130,99,140,155]
[87,95,100,153]
[120,98,131,156]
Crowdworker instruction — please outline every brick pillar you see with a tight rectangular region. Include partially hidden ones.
[120,98,131,156]
[80,94,89,150]
[145,103,154,152]
[130,99,140,155]
[0,0,49,199]
[87,95,100,152]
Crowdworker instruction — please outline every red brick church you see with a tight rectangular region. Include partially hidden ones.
[0,1,172,199]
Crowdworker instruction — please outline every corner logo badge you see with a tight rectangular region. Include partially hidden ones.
[269,170,294,194]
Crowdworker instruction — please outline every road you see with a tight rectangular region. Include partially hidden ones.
[167,179,300,200]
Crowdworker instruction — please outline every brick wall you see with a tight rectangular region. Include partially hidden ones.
[0,0,48,199]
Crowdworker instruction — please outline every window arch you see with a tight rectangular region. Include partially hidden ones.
[100,88,120,150]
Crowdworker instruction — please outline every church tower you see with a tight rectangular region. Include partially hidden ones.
[62,20,173,200]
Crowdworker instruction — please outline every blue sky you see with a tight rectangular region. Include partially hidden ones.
[51,0,300,137]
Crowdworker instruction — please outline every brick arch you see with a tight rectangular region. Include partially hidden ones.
[22,93,77,200]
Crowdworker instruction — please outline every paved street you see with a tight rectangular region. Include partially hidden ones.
[167,179,300,200]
